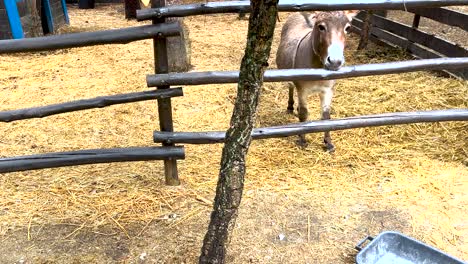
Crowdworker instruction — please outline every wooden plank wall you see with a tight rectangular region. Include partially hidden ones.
[0,0,42,39]
[353,8,468,79]
[408,7,468,31]
[50,0,66,29]
[0,3,12,40]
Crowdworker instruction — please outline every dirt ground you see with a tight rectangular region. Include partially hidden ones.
[0,3,467,264]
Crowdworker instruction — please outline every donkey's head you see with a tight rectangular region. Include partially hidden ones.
[310,11,358,70]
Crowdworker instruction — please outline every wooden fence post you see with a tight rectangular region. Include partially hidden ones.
[125,0,139,19]
[412,14,421,28]
[357,10,372,50]
[152,0,180,185]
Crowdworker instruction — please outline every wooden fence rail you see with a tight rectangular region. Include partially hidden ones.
[0,8,186,184]
[137,0,468,20]
[0,146,185,173]
[352,17,435,56]
[356,13,468,58]
[352,10,468,79]
[153,109,468,144]
[0,88,183,122]
[147,57,468,86]
[0,23,181,53]
[407,7,468,31]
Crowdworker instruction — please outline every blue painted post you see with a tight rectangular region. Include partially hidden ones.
[60,0,70,24]
[42,0,54,33]
[4,0,24,39]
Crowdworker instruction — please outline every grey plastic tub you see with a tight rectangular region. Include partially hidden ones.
[355,231,467,264]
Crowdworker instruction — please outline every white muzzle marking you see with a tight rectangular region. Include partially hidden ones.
[325,42,345,70]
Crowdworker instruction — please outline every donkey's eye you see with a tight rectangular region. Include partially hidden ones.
[318,24,326,32]
[344,25,351,34]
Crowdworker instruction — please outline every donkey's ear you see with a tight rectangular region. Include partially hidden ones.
[344,10,359,21]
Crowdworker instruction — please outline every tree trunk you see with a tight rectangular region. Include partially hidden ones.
[141,0,191,72]
[357,10,387,50]
[165,0,190,72]
[166,19,191,72]
[357,10,373,50]
[198,0,279,263]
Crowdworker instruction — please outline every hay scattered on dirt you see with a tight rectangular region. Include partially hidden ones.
[0,4,466,263]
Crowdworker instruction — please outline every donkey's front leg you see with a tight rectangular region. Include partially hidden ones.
[320,88,335,152]
[296,87,309,147]
[287,84,295,114]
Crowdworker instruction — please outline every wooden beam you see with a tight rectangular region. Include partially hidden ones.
[137,0,468,20]
[370,14,468,57]
[0,88,183,122]
[350,24,391,48]
[0,146,185,173]
[153,109,468,144]
[412,14,421,28]
[0,23,181,54]
[352,17,467,79]
[407,7,468,31]
[146,58,468,86]
[355,18,440,59]
[152,0,180,186]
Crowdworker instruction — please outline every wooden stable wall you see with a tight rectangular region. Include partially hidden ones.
[0,0,42,39]
[0,1,11,39]
[41,0,69,34]
[18,0,42,37]
[0,0,68,39]
[352,8,468,79]
[48,0,68,32]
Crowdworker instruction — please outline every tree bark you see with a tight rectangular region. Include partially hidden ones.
[198,0,279,263]
[358,10,373,50]
[357,10,387,50]
[141,0,190,72]
[166,19,191,72]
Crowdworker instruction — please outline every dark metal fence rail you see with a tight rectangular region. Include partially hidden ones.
[147,58,468,86]
[0,23,181,53]
[137,0,468,20]
[153,110,468,144]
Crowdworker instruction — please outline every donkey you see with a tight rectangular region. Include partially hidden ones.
[276,11,358,152]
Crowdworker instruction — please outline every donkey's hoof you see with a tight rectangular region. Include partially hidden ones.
[296,138,308,148]
[287,107,294,114]
[323,142,335,153]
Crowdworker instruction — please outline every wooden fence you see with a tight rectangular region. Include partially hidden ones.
[352,7,468,79]
[0,0,467,186]
[0,16,185,185]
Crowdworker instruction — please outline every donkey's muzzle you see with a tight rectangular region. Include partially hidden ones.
[325,56,344,71]
[325,43,345,71]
